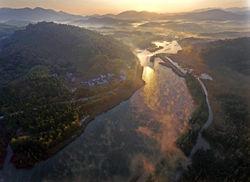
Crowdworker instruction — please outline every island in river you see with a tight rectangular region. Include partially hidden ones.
[0,22,144,168]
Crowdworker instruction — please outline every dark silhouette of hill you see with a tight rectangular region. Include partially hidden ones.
[0,22,138,84]
[0,7,82,22]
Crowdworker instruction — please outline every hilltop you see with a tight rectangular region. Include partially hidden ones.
[0,22,143,168]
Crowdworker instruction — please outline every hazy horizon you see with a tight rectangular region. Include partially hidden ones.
[0,0,248,15]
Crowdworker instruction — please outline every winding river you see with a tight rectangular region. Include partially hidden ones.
[0,41,213,182]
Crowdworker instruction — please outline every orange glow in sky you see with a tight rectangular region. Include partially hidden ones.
[0,0,248,15]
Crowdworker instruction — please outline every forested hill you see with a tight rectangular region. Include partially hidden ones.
[168,37,250,181]
[201,37,250,76]
[0,22,138,85]
[0,22,143,168]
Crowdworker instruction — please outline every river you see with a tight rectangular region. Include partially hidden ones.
[0,41,195,182]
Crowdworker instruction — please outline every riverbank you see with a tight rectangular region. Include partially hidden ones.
[151,54,186,77]
[171,37,250,181]
[8,78,145,169]
[11,80,144,169]
[143,52,210,182]
[152,54,209,156]
[177,75,209,156]
[43,80,145,167]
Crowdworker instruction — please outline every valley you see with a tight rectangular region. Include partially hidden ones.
[0,5,249,182]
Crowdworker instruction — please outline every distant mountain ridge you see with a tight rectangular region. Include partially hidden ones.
[0,7,83,22]
[110,8,249,21]
[0,7,249,26]
[73,16,133,26]
[167,9,243,21]
[115,10,163,20]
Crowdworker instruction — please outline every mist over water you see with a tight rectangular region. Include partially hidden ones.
[0,41,194,182]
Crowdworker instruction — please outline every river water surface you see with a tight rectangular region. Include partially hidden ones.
[0,41,194,182]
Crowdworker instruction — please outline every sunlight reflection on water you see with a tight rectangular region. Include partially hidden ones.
[142,66,155,83]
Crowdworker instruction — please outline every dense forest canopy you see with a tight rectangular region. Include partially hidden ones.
[201,37,250,76]
[0,22,143,168]
[0,22,138,85]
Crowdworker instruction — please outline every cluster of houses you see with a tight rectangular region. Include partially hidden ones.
[65,71,128,88]
[81,73,126,87]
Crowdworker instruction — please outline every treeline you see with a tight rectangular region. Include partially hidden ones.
[176,37,250,181]
[177,74,208,156]
[0,22,137,85]
[202,37,250,76]
[183,94,249,181]
[0,67,81,168]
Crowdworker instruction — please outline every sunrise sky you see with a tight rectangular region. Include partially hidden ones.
[0,0,248,15]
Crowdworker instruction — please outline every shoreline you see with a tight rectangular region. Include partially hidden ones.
[47,80,145,159]
[143,52,210,182]
[0,66,145,171]
[152,54,186,77]
[5,79,145,169]
[152,54,210,156]
[152,54,213,181]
